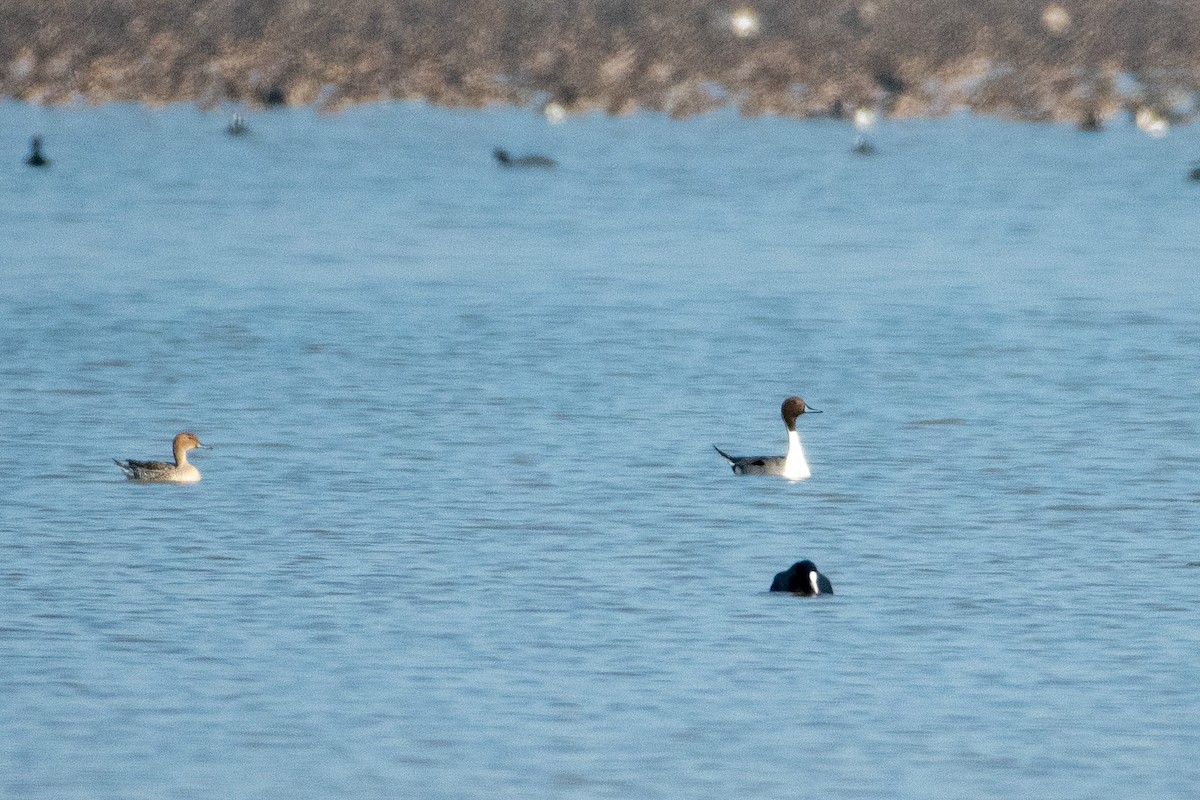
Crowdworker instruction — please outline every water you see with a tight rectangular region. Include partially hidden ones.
[2,101,1199,798]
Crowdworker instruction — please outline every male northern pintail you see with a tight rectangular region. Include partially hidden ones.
[25,135,50,167]
[770,560,834,596]
[493,148,556,168]
[114,432,208,483]
[714,396,820,480]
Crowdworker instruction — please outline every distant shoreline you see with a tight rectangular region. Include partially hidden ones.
[3,1,1197,127]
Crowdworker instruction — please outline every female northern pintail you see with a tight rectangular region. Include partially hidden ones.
[714,396,820,480]
[493,148,556,168]
[770,560,834,596]
[114,432,208,483]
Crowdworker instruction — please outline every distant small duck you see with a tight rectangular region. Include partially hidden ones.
[851,135,876,156]
[493,148,556,168]
[770,560,833,596]
[1188,162,1200,182]
[1077,109,1103,132]
[114,432,208,483]
[714,396,820,480]
[226,114,249,136]
[25,135,50,167]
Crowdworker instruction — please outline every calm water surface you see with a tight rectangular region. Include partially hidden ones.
[2,102,1199,798]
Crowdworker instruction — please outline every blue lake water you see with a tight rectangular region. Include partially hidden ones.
[2,101,1199,798]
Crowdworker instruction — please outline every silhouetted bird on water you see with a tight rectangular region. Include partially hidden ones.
[226,114,249,136]
[25,135,50,167]
[1188,162,1200,182]
[493,148,556,168]
[851,135,876,156]
[769,560,834,596]
[1078,109,1103,132]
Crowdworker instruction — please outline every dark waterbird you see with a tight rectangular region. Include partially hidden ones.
[1078,108,1103,132]
[851,135,877,156]
[770,560,833,596]
[494,148,556,168]
[25,135,50,167]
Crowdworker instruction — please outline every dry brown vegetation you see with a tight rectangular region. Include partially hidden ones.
[3,0,1199,122]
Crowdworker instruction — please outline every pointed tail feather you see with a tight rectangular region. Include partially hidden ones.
[713,445,736,463]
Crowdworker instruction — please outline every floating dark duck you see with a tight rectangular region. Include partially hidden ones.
[494,148,556,168]
[770,560,834,596]
[25,135,50,167]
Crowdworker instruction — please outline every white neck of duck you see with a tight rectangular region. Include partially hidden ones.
[783,430,810,480]
[170,445,201,482]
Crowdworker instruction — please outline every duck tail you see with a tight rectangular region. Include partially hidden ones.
[713,445,735,463]
[113,458,133,476]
